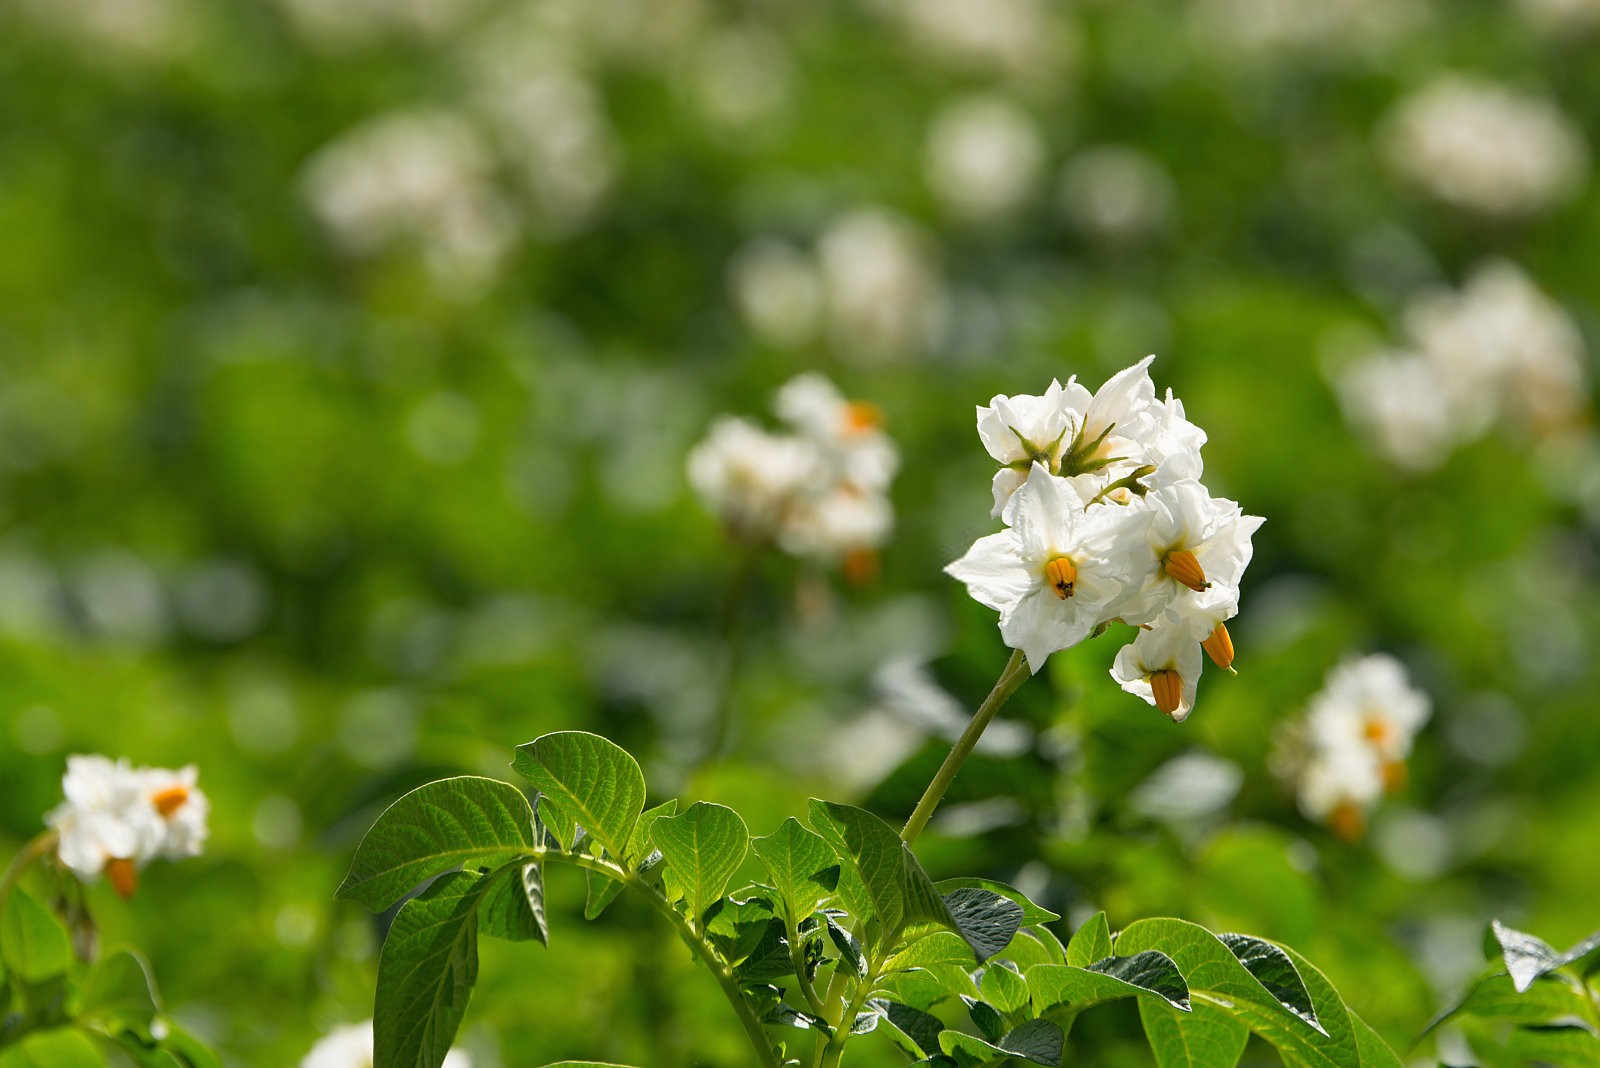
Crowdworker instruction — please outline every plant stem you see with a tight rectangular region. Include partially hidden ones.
[788,919,829,1017]
[0,830,59,911]
[816,952,880,1068]
[703,542,761,767]
[534,848,782,1068]
[900,648,1031,845]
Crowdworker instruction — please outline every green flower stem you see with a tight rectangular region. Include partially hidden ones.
[703,541,763,766]
[0,830,59,911]
[530,848,782,1068]
[900,647,1031,845]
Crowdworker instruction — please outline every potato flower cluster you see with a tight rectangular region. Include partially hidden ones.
[1277,654,1432,841]
[687,374,898,578]
[946,357,1263,721]
[45,754,209,898]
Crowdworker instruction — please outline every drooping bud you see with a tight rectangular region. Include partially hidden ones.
[1162,549,1209,592]
[1202,622,1234,670]
[843,401,883,433]
[105,857,138,899]
[1329,800,1366,843]
[1381,759,1407,793]
[1149,669,1183,717]
[1043,556,1077,599]
[151,785,189,819]
[843,547,879,586]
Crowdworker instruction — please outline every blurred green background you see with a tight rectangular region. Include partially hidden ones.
[3,0,1599,1063]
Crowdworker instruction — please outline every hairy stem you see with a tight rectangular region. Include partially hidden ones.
[531,848,782,1068]
[900,648,1031,844]
[0,830,60,911]
[816,950,881,1068]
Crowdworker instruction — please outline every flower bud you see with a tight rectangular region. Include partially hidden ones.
[1329,801,1366,843]
[105,857,138,899]
[1162,549,1209,592]
[1149,669,1183,717]
[1043,556,1077,599]
[1201,622,1234,670]
[151,785,190,819]
[1381,759,1407,793]
[844,401,883,433]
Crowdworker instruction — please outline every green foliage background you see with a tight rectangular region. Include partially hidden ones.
[2,0,1598,1063]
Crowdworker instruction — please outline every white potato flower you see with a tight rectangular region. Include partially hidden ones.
[46,755,210,897]
[689,374,899,574]
[924,93,1045,222]
[301,1020,470,1068]
[1111,620,1205,721]
[1296,740,1384,841]
[946,463,1147,673]
[951,357,1260,719]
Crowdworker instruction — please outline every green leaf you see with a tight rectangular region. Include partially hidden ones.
[650,801,749,924]
[1217,933,1324,1034]
[79,949,161,1031]
[827,916,867,977]
[962,996,1006,1044]
[1,886,74,983]
[512,731,647,859]
[999,1019,1064,1066]
[336,777,539,912]
[374,870,489,1068]
[1492,919,1600,993]
[806,800,955,949]
[1026,953,1191,1015]
[1065,912,1112,968]
[0,1029,103,1067]
[751,818,838,926]
[582,798,675,921]
[477,862,548,944]
[867,999,945,1058]
[1138,997,1250,1068]
[1446,970,1598,1029]
[934,879,1058,926]
[884,931,978,973]
[942,888,1023,964]
[876,964,978,1010]
[999,929,1062,971]
[1115,919,1356,1067]
[980,962,1030,1014]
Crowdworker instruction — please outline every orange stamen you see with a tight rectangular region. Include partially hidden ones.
[105,857,138,899]
[1043,556,1077,600]
[1162,549,1209,592]
[1150,669,1184,717]
[1363,717,1393,746]
[1201,622,1234,670]
[152,785,189,819]
[843,401,883,434]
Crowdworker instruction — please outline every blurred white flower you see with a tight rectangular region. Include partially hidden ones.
[691,25,794,131]
[275,0,479,47]
[1381,77,1587,217]
[1517,0,1600,33]
[889,0,1071,83]
[47,755,209,896]
[689,375,900,574]
[1128,750,1243,822]
[729,239,824,349]
[1189,0,1428,64]
[301,110,518,289]
[818,209,944,363]
[1308,654,1431,768]
[687,416,824,541]
[1280,653,1430,840]
[465,42,619,238]
[301,1020,470,1068]
[1059,146,1176,245]
[924,94,1045,222]
[13,0,190,61]
[1335,261,1590,470]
